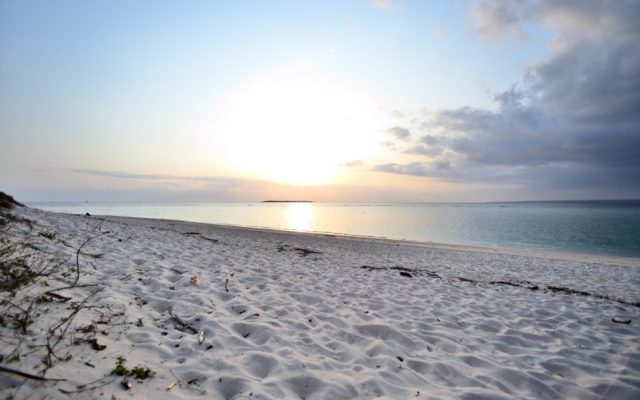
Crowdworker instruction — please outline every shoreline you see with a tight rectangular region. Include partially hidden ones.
[1,206,639,399]
[71,211,640,268]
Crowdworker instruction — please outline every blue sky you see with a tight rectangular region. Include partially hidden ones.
[1,0,638,202]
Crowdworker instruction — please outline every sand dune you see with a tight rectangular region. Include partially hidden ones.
[1,206,639,399]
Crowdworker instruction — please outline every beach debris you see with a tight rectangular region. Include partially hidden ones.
[182,231,219,243]
[44,291,73,302]
[198,330,205,344]
[361,265,442,280]
[191,275,198,285]
[361,265,385,271]
[486,280,540,291]
[547,286,590,297]
[168,371,207,395]
[167,379,179,391]
[390,266,417,273]
[277,244,322,257]
[121,378,133,390]
[612,318,632,324]
[72,337,106,351]
[399,271,413,278]
[396,356,404,362]
[225,278,230,292]
[168,308,198,334]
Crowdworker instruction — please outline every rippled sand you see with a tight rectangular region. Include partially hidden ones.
[1,206,639,399]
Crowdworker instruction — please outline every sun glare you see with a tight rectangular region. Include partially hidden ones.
[210,69,386,185]
[286,202,314,231]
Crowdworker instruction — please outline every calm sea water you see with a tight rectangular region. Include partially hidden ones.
[29,201,640,258]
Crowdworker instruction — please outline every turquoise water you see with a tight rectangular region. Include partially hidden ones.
[29,201,640,258]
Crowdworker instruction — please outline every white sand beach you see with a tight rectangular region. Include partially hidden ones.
[1,205,639,399]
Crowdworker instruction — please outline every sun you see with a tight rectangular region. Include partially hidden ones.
[209,68,385,185]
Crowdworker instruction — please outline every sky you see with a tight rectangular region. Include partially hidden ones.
[1,0,639,202]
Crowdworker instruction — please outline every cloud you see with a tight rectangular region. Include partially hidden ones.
[472,0,536,41]
[375,0,640,196]
[72,169,261,187]
[385,126,411,140]
[403,144,443,157]
[339,160,364,168]
[374,160,451,177]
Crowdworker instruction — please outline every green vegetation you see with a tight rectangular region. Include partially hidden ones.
[111,356,155,380]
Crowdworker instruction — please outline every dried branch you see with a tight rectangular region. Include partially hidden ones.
[0,365,66,381]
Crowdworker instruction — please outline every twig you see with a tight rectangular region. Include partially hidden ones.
[168,308,198,334]
[44,292,72,302]
[72,233,108,288]
[95,217,109,232]
[59,377,115,394]
[0,365,66,381]
[167,379,179,391]
[49,289,103,351]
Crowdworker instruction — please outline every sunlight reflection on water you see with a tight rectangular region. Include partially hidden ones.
[286,203,314,231]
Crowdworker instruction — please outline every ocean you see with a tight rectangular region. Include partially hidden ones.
[29,201,640,258]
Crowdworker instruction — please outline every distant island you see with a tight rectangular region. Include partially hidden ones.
[262,200,313,203]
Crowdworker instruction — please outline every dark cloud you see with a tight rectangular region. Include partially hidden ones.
[385,126,411,140]
[374,160,450,177]
[530,41,640,121]
[375,0,640,196]
[420,135,441,146]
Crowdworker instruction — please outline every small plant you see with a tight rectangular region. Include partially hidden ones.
[169,285,175,290]
[111,356,155,380]
[130,365,155,380]
[112,356,129,376]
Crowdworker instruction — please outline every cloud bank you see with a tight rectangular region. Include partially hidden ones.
[376,0,640,197]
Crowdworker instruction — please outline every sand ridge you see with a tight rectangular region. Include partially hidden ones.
[1,207,639,399]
